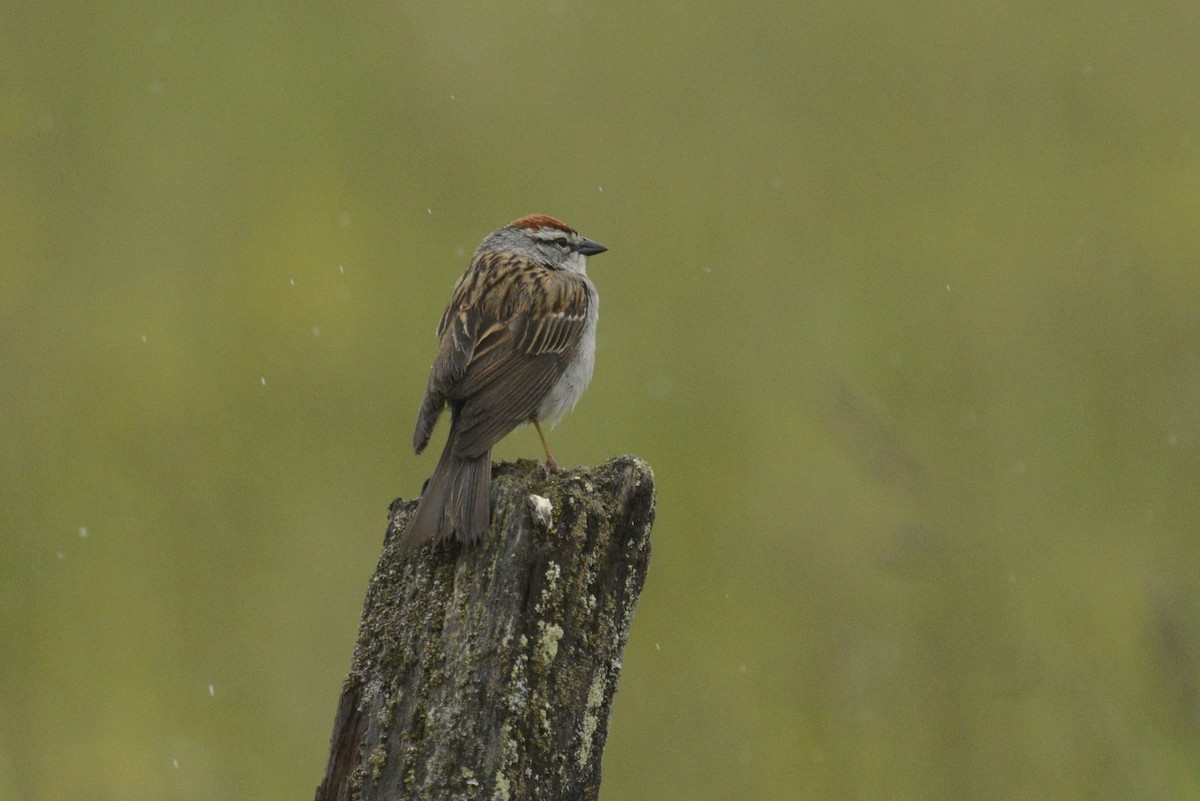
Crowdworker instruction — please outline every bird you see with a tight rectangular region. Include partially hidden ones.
[402,214,607,550]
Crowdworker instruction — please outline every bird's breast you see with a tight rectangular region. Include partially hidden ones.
[536,279,599,426]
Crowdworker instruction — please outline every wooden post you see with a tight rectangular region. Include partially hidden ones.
[315,455,656,801]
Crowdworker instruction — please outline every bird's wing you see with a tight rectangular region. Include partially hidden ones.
[449,265,591,459]
[412,275,480,453]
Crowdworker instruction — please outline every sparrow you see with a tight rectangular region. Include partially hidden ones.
[402,214,607,550]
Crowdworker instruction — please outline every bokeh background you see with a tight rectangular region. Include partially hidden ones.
[4,2,1200,798]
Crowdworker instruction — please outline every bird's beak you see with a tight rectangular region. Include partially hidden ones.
[577,238,607,256]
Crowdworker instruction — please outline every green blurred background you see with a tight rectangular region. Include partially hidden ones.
[4,1,1200,798]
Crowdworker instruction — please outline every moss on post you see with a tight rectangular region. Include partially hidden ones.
[315,455,656,801]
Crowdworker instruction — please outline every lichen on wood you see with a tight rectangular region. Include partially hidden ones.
[315,455,656,801]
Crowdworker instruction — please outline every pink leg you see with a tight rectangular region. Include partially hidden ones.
[533,420,559,472]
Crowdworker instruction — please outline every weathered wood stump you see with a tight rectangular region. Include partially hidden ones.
[315,455,656,801]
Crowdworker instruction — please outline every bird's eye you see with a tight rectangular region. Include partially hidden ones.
[551,238,570,250]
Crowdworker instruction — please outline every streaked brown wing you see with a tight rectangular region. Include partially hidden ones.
[412,273,481,453]
[449,272,590,459]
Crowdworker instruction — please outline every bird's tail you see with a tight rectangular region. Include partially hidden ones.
[402,439,492,551]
